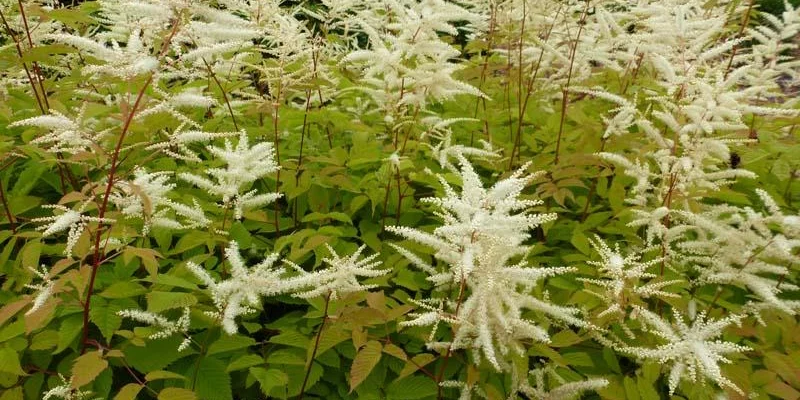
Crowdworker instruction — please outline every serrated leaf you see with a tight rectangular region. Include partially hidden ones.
[386,375,438,400]
[30,330,58,350]
[267,348,305,365]
[550,330,583,347]
[192,357,232,400]
[226,354,263,372]
[114,383,143,400]
[56,315,83,354]
[314,324,350,357]
[382,343,407,361]
[350,340,382,391]
[146,292,197,313]
[0,347,25,376]
[207,335,255,355]
[302,211,352,224]
[71,351,108,388]
[89,298,123,340]
[145,370,186,381]
[249,367,288,396]
[399,354,435,379]
[0,300,29,327]
[99,281,147,298]
[144,274,198,290]
[269,330,309,348]
[158,388,197,400]
[0,387,22,400]
[125,337,188,373]
[623,377,640,400]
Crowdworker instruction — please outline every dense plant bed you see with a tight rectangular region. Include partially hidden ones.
[0,0,799,399]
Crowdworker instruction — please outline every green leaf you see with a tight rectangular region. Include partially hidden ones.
[0,387,22,400]
[382,343,407,361]
[145,274,198,290]
[267,349,305,365]
[20,44,77,64]
[114,383,143,400]
[623,377,640,400]
[30,330,58,350]
[228,222,252,248]
[0,347,25,376]
[56,314,83,353]
[11,162,46,196]
[313,325,350,358]
[570,230,591,256]
[350,340,382,391]
[269,330,309,348]
[158,388,197,400]
[207,334,255,355]
[125,337,188,373]
[21,240,41,272]
[226,354,263,372]
[636,376,661,400]
[146,292,197,313]
[386,375,438,400]
[99,281,147,298]
[249,367,288,396]
[191,357,232,400]
[89,298,127,340]
[765,381,800,399]
[550,330,584,347]
[71,351,108,388]
[145,370,186,381]
[302,211,353,224]
[398,354,436,379]
[0,319,25,343]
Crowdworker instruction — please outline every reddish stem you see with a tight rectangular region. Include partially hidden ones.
[81,20,181,354]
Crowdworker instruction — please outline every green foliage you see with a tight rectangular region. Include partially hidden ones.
[0,0,799,399]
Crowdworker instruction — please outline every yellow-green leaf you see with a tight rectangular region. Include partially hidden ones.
[71,350,108,388]
[349,340,382,391]
[399,354,435,379]
[382,343,407,361]
[0,347,25,376]
[114,383,143,400]
[158,388,197,400]
[145,370,186,381]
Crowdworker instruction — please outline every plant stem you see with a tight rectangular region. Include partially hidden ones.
[81,19,181,354]
[0,8,44,113]
[435,273,468,400]
[17,0,50,111]
[202,58,239,131]
[272,78,283,236]
[723,0,754,78]
[509,4,562,170]
[554,0,590,166]
[472,4,496,147]
[0,180,16,234]
[298,291,332,400]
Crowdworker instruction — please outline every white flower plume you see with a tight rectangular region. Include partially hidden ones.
[32,203,115,257]
[25,265,55,316]
[9,106,108,154]
[42,374,95,400]
[187,241,304,334]
[514,367,609,400]
[49,29,159,78]
[179,131,282,219]
[391,157,584,371]
[118,307,192,351]
[618,307,749,396]
[579,236,680,318]
[290,243,387,300]
[111,167,209,234]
